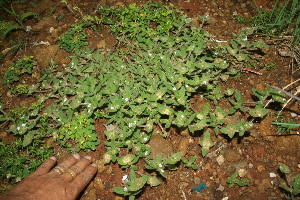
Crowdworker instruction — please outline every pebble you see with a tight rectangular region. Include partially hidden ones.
[291,112,297,117]
[216,184,225,191]
[216,155,225,165]
[269,172,276,178]
[257,164,265,172]
[238,168,247,177]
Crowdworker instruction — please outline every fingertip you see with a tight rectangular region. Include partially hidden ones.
[33,156,57,176]
[49,156,57,161]
[73,154,80,160]
[91,163,97,168]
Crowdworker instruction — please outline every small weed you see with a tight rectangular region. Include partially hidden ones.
[279,163,300,199]
[272,118,300,135]
[2,56,36,88]
[58,23,88,52]
[0,138,53,183]
[227,171,250,188]
[0,5,39,38]
[264,62,276,70]
[235,0,300,45]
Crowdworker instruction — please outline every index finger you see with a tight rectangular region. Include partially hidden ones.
[30,156,57,176]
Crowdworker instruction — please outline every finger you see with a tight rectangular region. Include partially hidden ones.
[61,156,92,181]
[31,156,57,176]
[72,163,98,192]
[50,154,80,175]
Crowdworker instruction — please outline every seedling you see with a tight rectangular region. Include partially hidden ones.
[227,171,250,188]
[279,163,300,199]
[0,5,39,37]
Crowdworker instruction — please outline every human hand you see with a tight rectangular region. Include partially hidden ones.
[2,154,97,200]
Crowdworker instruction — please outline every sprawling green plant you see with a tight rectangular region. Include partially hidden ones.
[58,23,88,52]
[0,2,288,199]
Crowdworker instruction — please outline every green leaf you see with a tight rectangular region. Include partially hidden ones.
[20,12,39,22]
[166,152,182,165]
[220,123,237,138]
[118,154,138,166]
[23,132,34,147]
[198,131,214,157]
[147,176,161,187]
[279,163,291,174]
[249,104,268,118]
[1,23,23,38]
[112,187,126,195]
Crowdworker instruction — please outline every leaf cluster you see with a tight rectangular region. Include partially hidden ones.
[58,23,88,52]
[226,171,250,188]
[0,138,53,183]
[2,56,36,88]
[279,163,300,198]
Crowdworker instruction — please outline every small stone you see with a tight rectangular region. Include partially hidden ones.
[257,164,265,172]
[249,163,254,168]
[49,27,55,33]
[291,112,297,117]
[269,172,276,178]
[238,168,247,178]
[278,48,293,57]
[216,155,225,165]
[216,184,225,191]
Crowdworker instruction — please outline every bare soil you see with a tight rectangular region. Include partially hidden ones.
[0,0,299,199]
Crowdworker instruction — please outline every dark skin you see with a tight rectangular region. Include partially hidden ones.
[0,154,98,200]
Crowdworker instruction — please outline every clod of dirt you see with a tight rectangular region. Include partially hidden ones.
[274,135,300,155]
[32,17,59,32]
[32,45,59,68]
[257,179,273,193]
[223,148,242,162]
[96,160,108,174]
[148,134,174,159]
[97,40,106,49]
[178,137,190,156]
[93,177,105,190]
[81,189,96,200]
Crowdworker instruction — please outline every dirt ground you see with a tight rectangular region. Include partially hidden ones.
[0,0,299,199]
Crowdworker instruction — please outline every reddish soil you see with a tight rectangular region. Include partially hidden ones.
[0,0,299,200]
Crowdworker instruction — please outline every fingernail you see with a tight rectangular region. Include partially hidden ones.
[91,163,97,168]
[84,156,91,160]
[73,154,80,160]
[49,156,56,161]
